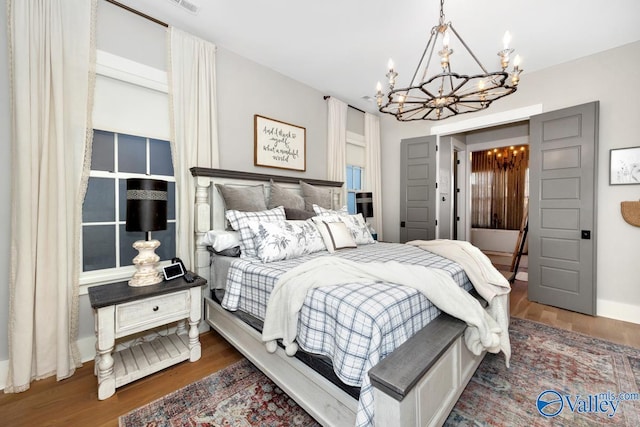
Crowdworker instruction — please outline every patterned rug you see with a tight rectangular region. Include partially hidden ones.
[445,317,640,426]
[118,358,321,427]
[121,318,640,426]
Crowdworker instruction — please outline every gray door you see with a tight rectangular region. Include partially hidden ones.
[400,136,437,243]
[528,102,598,315]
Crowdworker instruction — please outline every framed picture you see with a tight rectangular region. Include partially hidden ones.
[254,115,306,171]
[610,146,640,185]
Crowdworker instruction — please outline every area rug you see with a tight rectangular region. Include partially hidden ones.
[445,317,640,426]
[118,358,321,427]
[121,318,640,426]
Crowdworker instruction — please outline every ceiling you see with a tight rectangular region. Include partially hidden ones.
[116,0,640,113]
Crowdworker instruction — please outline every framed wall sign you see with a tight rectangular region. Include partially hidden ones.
[254,115,306,171]
[610,146,640,185]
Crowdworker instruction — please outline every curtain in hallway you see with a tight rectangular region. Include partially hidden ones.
[471,146,528,230]
[6,0,97,392]
[168,27,219,271]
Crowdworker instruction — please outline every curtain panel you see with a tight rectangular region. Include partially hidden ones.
[364,113,383,240]
[471,148,528,230]
[326,97,347,203]
[168,27,220,271]
[6,0,97,392]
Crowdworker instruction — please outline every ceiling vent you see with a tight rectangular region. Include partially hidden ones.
[167,0,200,14]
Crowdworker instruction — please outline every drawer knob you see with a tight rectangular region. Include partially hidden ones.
[153,306,159,312]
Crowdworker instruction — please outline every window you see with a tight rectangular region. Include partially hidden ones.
[81,130,176,279]
[347,165,363,215]
[346,165,363,214]
[346,131,366,214]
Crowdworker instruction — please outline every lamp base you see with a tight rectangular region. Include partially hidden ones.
[129,239,163,287]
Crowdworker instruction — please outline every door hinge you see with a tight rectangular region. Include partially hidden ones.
[435,219,438,226]
[456,159,460,164]
[435,145,439,151]
[456,188,460,193]
[435,182,438,189]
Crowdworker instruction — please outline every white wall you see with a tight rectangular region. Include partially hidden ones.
[471,229,519,254]
[216,48,327,179]
[380,41,640,324]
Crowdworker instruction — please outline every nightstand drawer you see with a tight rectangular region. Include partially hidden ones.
[115,290,190,335]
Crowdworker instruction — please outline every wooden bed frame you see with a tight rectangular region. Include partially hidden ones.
[191,167,486,427]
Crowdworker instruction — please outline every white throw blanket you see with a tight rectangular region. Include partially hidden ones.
[262,246,511,364]
[407,239,512,365]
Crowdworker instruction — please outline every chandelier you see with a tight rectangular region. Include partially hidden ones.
[375,0,523,121]
[486,145,528,171]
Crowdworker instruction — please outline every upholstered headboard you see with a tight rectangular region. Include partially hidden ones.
[190,167,343,282]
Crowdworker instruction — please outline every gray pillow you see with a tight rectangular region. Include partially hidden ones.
[268,180,305,210]
[284,208,316,220]
[299,180,332,211]
[215,184,267,212]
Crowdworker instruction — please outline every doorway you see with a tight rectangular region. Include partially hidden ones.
[431,102,599,316]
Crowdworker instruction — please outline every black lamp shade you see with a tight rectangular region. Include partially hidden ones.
[356,192,374,218]
[126,178,168,232]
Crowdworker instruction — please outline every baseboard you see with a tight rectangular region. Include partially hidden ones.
[597,299,640,325]
[0,359,7,392]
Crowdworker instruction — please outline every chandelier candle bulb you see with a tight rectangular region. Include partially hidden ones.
[514,55,522,69]
[503,31,511,50]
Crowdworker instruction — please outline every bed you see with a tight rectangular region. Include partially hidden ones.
[190,167,508,427]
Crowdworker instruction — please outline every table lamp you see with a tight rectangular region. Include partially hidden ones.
[356,192,377,240]
[126,178,167,287]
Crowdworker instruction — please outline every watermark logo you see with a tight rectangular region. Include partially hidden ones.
[537,390,640,418]
[537,390,564,417]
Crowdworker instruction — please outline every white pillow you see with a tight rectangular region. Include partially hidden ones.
[312,218,357,253]
[202,230,240,252]
[247,219,326,262]
[225,206,287,259]
[313,204,349,217]
[313,213,374,245]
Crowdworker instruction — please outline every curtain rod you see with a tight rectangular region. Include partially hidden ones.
[104,0,169,28]
[323,96,366,114]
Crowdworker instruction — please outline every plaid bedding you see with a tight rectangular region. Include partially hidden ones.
[221,242,473,427]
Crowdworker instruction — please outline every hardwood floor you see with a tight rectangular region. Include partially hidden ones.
[1,280,639,426]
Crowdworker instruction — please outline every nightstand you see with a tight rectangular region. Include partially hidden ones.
[88,273,206,400]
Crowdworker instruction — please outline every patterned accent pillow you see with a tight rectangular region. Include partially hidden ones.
[312,218,357,253]
[313,212,375,245]
[247,219,327,262]
[225,206,286,259]
[313,204,349,217]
